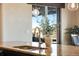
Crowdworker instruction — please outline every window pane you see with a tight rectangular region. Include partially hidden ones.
[32,7,57,44]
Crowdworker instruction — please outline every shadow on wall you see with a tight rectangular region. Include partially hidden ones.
[63,34,74,45]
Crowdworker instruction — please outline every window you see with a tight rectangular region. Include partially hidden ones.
[32,6,60,44]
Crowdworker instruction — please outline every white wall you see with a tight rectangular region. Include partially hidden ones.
[2,4,32,45]
[76,7,79,25]
[61,4,77,45]
[0,4,3,45]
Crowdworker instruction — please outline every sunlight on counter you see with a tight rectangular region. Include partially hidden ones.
[32,42,57,56]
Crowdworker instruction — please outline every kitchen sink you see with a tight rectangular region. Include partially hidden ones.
[13,45,47,56]
[14,45,46,51]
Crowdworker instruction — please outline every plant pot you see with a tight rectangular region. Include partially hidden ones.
[44,34,51,47]
[71,34,79,45]
[44,33,52,56]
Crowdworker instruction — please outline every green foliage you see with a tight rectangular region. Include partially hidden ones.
[65,25,79,35]
[39,17,55,35]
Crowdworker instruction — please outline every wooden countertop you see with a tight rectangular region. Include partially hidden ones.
[57,44,79,56]
[0,41,46,56]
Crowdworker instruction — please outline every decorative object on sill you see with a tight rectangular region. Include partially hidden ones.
[32,6,40,16]
[67,3,78,11]
[71,34,79,46]
[65,25,79,45]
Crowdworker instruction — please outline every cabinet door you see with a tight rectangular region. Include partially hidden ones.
[2,4,32,45]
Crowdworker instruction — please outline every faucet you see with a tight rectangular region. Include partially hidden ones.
[34,27,42,53]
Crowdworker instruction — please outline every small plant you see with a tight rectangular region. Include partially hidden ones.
[65,25,79,35]
[38,17,55,35]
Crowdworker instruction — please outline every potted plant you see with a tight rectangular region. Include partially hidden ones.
[66,25,79,45]
[39,18,55,55]
[39,17,55,36]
